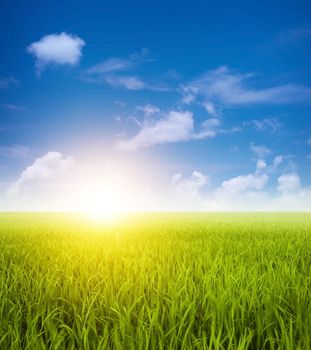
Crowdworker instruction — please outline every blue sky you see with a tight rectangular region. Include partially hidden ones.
[0,0,311,211]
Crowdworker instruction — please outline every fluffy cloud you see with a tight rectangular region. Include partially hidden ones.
[164,155,311,211]
[172,171,208,195]
[181,66,311,108]
[27,32,85,75]
[165,158,311,211]
[220,173,268,195]
[169,171,209,210]
[9,152,75,193]
[117,111,220,150]
[277,173,301,193]
[250,143,271,158]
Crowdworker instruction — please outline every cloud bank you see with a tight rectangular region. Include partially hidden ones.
[168,159,311,211]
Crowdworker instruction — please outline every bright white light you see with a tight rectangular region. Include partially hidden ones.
[86,208,120,223]
[81,182,122,223]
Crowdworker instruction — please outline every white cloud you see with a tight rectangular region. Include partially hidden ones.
[246,118,282,133]
[27,32,85,75]
[137,104,160,115]
[85,58,132,75]
[256,159,267,171]
[0,145,31,159]
[117,111,220,150]
[307,138,311,146]
[193,118,221,140]
[202,102,217,116]
[250,143,271,158]
[115,100,126,107]
[129,48,152,62]
[277,173,301,193]
[165,157,310,211]
[117,111,193,150]
[181,66,311,107]
[93,74,168,91]
[106,75,147,90]
[9,152,75,193]
[271,155,283,170]
[82,50,168,91]
[169,171,209,210]
[84,49,151,79]
[220,173,268,195]
[172,171,209,195]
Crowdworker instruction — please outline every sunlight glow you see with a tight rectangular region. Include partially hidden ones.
[80,181,123,223]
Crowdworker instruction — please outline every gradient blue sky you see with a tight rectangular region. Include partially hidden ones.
[0,0,311,211]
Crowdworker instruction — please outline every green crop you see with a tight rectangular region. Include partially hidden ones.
[0,212,310,349]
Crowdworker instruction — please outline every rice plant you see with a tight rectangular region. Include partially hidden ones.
[0,213,310,349]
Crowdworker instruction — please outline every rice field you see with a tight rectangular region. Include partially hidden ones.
[0,212,310,349]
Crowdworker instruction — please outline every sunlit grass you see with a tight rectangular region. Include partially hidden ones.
[0,213,310,349]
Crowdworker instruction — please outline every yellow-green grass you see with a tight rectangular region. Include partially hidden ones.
[0,213,310,349]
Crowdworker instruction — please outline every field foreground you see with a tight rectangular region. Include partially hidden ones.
[0,213,310,349]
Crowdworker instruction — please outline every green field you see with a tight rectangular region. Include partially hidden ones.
[0,213,310,349]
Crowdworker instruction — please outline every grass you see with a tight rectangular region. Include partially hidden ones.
[0,212,310,349]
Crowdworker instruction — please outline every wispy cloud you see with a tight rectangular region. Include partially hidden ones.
[106,75,148,90]
[181,66,311,111]
[250,143,271,158]
[0,77,19,89]
[136,104,160,115]
[0,145,32,160]
[1,104,27,112]
[202,102,218,116]
[117,110,221,150]
[277,27,311,44]
[27,32,85,75]
[84,58,132,77]
[245,118,283,133]
[82,49,169,91]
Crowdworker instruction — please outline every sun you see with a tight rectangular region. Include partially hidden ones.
[81,184,122,223]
